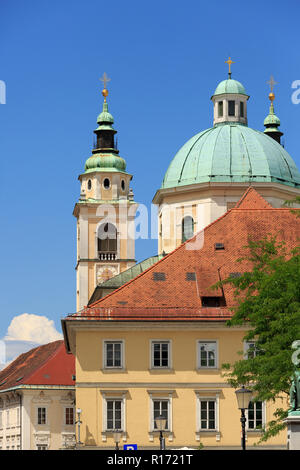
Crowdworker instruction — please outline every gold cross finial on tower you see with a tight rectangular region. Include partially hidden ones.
[100,72,111,102]
[225,56,235,78]
[267,75,277,101]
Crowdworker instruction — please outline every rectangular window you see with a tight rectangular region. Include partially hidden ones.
[244,341,261,359]
[247,401,263,430]
[198,341,217,368]
[37,445,48,450]
[240,101,244,117]
[106,400,122,430]
[199,400,216,430]
[228,100,235,116]
[153,400,169,430]
[151,341,170,368]
[218,101,223,117]
[104,341,123,368]
[65,407,74,425]
[37,407,46,425]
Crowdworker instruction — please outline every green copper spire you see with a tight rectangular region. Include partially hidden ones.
[83,76,128,175]
[264,77,283,144]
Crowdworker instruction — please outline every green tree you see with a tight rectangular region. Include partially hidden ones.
[219,236,300,441]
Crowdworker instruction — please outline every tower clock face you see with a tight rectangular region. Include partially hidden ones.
[96,264,119,284]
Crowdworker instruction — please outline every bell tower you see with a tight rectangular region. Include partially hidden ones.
[74,76,138,310]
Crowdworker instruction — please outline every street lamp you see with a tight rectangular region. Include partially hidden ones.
[235,386,253,450]
[113,430,122,450]
[155,414,167,450]
[75,408,82,447]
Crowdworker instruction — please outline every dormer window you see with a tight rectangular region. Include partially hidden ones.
[218,101,223,117]
[228,101,235,116]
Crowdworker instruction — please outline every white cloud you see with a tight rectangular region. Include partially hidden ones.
[4,313,62,344]
[0,314,63,370]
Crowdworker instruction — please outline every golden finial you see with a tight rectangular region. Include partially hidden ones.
[225,56,235,77]
[267,75,277,102]
[100,72,111,102]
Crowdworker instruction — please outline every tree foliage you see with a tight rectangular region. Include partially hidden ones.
[219,236,300,441]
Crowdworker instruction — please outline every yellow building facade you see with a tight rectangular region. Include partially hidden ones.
[65,323,286,449]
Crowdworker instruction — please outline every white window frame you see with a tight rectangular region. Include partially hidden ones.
[149,395,172,433]
[102,394,126,434]
[36,407,47,426]
[36,444,48,450]
[64,406,75,426]
[246,401,265,431]
[195,392,220,440]
[197,340,218,369]
[103,340,124,369]
[244,340,258,359]
[150,340,172,369]
[198,398,218,431]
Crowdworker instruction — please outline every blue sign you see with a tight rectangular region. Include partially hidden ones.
[123,444,138,450]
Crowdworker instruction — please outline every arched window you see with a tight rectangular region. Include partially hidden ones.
[181,216,194,243]
[97,223,117,254]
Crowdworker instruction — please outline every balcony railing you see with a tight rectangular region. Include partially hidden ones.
[98,252,117,261]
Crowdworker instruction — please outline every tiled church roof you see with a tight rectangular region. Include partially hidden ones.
[0,341,75,391]
[64,188,300,322]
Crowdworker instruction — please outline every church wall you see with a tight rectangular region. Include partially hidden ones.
[156,184,300,254]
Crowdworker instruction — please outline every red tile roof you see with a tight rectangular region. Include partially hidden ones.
[0,340,75,391]
[65,188,300,322]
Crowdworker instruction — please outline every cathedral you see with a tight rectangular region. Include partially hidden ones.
[74,64,300,311]
[63,62,300,449]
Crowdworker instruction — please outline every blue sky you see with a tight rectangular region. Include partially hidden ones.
[0,0,299,343]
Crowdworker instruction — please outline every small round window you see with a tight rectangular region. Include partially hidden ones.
[121,179,126,191]
[103,178,110,189]
[87,179,92,190]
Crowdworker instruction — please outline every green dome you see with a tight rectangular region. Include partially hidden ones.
[84,153,126,173]
[213,79,247,96]
[161,124,300,189]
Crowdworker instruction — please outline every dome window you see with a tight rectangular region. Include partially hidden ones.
[182,216,194,243]
[218,101,223,117]
[228,101,235,116]
[240,102,244,118]
[103,178,110,189]
[121,179,126,192]
[87,179,92,190]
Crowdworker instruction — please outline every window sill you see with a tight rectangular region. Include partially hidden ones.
[101,431,127,443]
[148,368,174,373]
[247,429,264,433]
[195,430,221,442]
[149,431,173,442]
[102,368,126,373]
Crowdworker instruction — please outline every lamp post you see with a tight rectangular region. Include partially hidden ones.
[235,386,253,450]
[75,408,82,448]
[155,414,167,450]
[113,430,122,451]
